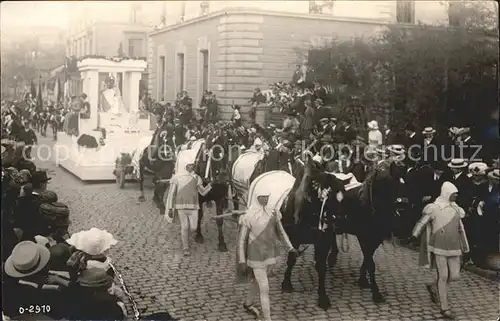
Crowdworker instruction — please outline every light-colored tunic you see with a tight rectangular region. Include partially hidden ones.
[165,173,211,210]
[237,208,293,269]
[413,202,469,258]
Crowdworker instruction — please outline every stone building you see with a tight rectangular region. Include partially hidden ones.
[63,1,164,96]
[148,1,451,120]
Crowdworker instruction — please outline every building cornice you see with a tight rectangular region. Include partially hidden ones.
[149,7,391,37]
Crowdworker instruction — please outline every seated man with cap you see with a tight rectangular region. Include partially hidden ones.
[3,241,69,319]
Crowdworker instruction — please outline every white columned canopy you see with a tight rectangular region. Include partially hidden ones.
[77,58,147,132]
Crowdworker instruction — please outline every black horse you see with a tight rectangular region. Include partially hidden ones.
[193,125,237,252]
[138,122,176,213]
[331,158,408,303]
[280,152,345,310]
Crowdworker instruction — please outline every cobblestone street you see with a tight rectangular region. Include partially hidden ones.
[34,138,498,321]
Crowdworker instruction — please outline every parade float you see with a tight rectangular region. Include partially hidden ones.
[54,57,153,181]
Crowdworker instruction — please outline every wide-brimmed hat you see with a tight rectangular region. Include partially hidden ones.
[468,162,488,176]
[256,193,270,198]
[77,267,113,289]
[312,154,323,163]
[387,144,405,155]
[448,158,468,169]
[422,127,436,135]
[40,190,58,203]
[375,147,387,157]
[4,241,51,278]
[488,169,499,180]
[367,121,379,130]
[319,117,329,122]
[66,228,118,256]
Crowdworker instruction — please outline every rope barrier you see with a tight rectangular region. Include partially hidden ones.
[109,261,140,321]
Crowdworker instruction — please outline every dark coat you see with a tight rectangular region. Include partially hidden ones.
[450,171,474,209]
[384,129,398,146]
[351,162,366,183]
[418,165,447,203]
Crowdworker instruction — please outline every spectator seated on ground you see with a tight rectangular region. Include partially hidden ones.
[3,241,70,320]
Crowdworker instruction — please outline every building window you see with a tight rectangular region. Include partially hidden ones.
[200,1,209,16]
[309,1,334,14]
[128,39,144,57]
[177,53,185,93]
[396,0,415,23]
[159,56,165,100]
[131,3,141,23]
[201,50,209,91]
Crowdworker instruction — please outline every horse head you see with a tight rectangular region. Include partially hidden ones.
[197,130,230,184]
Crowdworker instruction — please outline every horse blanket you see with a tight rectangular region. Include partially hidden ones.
[231,151,266,203]
[247,170,295,215]
[131,135,154,178]
[174,139,205,175]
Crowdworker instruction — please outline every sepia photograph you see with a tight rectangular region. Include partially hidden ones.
[1,1,499,320]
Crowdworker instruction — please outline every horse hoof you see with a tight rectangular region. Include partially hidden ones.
[357,278,370,289]
[138,196,145,202]
[195,234,205,244]
[372,292,386,303]
[318,296,332,310]
[281,281,294,293]
[218,243,228,252]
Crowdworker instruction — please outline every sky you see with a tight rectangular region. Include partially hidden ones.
[0,1,70,29]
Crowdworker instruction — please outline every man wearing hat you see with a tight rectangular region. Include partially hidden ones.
[283,110,300,134]
[480,169,499,254]
[421,127,445,166]
[447,159,473,212]
[3,241,68,319]
[403,124,422,151]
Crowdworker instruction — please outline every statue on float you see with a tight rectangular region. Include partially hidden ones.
[99,74,127,133]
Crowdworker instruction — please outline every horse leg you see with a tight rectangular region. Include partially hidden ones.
[328,233,339,267]
[281,236,300,293]
[138,161,145,202]
[315,233,333,310]
[216,200,227,252]
[154,182,166,215]
[358,235,385,303]
[195,199,205,243]
[356,235,370,289]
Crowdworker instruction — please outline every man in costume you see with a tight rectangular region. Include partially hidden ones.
[165,162,212,256]
[411,182,469,319]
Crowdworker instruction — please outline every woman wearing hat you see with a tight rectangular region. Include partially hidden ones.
[231,105,242,127]
[236,192,297,321]
[411,182,469,319]
[367,120,383,147]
